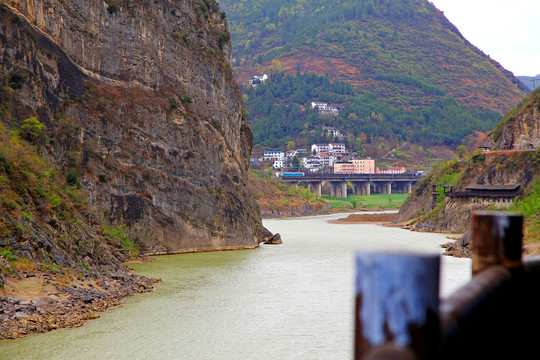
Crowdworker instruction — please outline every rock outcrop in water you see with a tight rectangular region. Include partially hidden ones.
[0,0,268,262]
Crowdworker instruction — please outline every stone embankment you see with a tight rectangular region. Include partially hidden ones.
[0,271,159,340]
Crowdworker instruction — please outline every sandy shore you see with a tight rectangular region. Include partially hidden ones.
[328,212,397,224]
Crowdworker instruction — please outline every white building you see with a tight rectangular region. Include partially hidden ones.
[311,143,331,154]
[317,152,335,167]
[286,150,294,158]
[273,160,284,169]
[264,151,285,161]
[303,157,322,172]
[311,101,328,110]
[329,143,346,153]
[249,74,268,86]
[322,126,344,138]
[319,105,340,116]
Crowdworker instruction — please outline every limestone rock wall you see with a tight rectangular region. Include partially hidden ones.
[0,0,267,254]
[489,104,540,151]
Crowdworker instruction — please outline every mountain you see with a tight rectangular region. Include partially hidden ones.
[394,87,540,254]
[0,0,267,274]
[518,75,540,91]
[242,71,503,152]
[220,0,528,151]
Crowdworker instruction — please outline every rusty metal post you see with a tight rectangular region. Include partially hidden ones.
[471,211,523,275]
[355,251,440,360]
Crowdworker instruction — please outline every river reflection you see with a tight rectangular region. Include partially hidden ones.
[0,212,471,360]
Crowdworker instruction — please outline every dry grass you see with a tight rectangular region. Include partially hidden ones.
[11,258,38,273]
[56,269,77,290]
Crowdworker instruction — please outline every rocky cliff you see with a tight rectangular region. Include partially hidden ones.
[394,88,540,254]
[0,0,267,258]
[487,88,540,151]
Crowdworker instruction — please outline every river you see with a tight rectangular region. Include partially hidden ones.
[0,212,471,359]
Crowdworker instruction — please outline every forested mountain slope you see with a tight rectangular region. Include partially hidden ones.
[222,0,527,111]
[220,0,528,151]
[244,71,502,150]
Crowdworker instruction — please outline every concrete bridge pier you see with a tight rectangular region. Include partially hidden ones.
[353,182,371,196]
[405,181,412,194]
[380,181,392,194]
[341,182,348,198]
[394,181,413,194]
[308,182,322,197]
[331,181,348,198]
[399,181,412,194]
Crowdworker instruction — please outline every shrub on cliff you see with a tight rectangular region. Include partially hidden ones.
[106,2,120,15]
[8,70,26,89]
[19,116,45,142]
[510,177,540,243]
[103,224,139,259]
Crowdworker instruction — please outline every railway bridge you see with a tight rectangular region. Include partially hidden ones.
[279,173,424,198]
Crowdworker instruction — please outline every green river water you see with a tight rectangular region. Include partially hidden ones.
[0,212,471,360]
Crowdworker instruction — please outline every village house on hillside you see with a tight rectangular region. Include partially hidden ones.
[272,159,284,169]
[311,101,340,116]
[303,156,322,172]
[311,101,328,110]
[329,143,346,153]
[248,73,268,86]
[322,126,344,138]
[311,143,331,154]
[318,105,339,116]
[317,152,335,167]
[263,151,284,161]
[311,143,346,154]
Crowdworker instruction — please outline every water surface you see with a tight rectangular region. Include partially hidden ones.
[0,212,471,359]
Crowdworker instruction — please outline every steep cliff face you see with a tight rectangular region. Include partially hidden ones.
[394,88,540,249]
[487,88,540,151]
[0,0,267,254]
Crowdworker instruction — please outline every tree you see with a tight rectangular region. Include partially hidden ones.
[353,137,364,153]
[287,141,296,151]
[271,59,283,72]
[265,23,276,32]
[20,117,45,142]
[291,155,301,171]
[456,145,467,159]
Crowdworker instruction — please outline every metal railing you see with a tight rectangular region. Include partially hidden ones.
[354,212,540,359]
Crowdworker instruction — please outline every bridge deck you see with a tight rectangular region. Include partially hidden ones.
[280,174,422,181]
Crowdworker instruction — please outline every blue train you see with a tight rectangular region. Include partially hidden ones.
[278,172,305,177]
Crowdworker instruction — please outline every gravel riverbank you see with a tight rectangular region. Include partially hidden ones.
[0,271,159,340]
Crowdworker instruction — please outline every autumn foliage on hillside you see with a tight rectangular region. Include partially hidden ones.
[247,169,326,216]
[222,0,525,114]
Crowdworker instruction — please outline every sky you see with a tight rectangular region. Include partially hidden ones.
[429,0,540,76]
